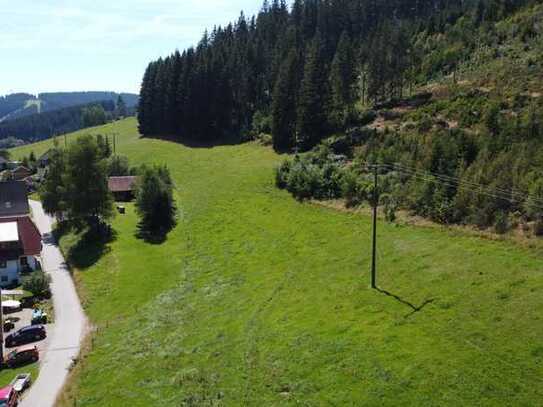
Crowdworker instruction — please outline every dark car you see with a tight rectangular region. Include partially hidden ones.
[5,325,46,348]
[3,318,15,332]
[5,346,39,368]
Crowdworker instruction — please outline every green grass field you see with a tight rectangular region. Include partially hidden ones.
[11,118,543,405]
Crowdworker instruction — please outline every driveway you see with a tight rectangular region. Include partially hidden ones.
[20,201,87,407]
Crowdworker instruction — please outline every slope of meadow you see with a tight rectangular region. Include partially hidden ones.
[11,118,543,406]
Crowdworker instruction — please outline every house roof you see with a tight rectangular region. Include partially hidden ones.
[0,216,42,258]
[0,181,29,217]
[108,176,138,193]
[12,166,31,174]
[0,222,18,243]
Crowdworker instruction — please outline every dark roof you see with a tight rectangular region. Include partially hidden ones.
[0,216,42,259]
[0,181,29,217]
[11,166,31,174]
[108,176,138,193]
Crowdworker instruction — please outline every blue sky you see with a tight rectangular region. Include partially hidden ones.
[0,0,262,96]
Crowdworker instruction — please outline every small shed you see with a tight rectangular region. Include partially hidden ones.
[108,176,139,201]
[11,166,32,181]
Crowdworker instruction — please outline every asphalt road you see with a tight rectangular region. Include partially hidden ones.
[21,201,87,407]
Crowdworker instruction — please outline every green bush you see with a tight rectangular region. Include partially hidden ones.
[22,271,51,299]
[357,110,377,126]
[286,160,322,200]
[251,111,272,136]
[275,160,292,189]
[276,152,346,201]
[494,211,510,234]
[534,219,543,236]
[342,170,369,207]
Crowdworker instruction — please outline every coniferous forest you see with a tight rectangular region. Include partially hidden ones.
[138,0,543,233]
[138,0,530,147]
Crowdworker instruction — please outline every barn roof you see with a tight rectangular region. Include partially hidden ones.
[108,176,138,193]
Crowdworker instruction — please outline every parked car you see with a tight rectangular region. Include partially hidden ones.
[10,373,32,393]
[5,347,39,368]
[31,309,47,325]
[5,325,46,348]
[0,385,18,406]
[3,318,15,332]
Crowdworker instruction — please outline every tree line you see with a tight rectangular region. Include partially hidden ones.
[0,96,131,147]
[138,0,531,151]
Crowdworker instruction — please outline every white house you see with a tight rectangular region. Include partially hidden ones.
[0,217,42,287]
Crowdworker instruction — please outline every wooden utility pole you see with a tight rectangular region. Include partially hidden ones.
[371,165,378,289]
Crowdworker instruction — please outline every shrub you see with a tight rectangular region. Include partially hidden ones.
[286,161,322,200]
[342,170,369,207]
[251,110,272,136]
[275,159,292,189]
[534,219,543,236]
[382,193,398,222]
[22,271,51,299]
[357,110,377,126]
[494,211,510,234]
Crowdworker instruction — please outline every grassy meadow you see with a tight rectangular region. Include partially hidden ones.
[11,118,543,406]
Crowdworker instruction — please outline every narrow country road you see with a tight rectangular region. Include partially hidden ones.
[21,201,87,407]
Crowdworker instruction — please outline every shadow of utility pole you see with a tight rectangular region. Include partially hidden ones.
[376,287,435,317]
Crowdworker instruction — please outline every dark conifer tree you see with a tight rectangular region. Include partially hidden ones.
[272,49,300,151]
[329,30,355,128]
[296,36,329,150]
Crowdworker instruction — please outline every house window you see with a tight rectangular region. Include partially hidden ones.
[1,276,7,282]
[0,260,6,268]
[20,257,28,266]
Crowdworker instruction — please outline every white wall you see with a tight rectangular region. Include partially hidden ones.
[0,255,40,287]
[0,260,20,287]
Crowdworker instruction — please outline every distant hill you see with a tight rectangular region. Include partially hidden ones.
[0,91,138,147]
[0,91,138,123]
[0,100,120,146]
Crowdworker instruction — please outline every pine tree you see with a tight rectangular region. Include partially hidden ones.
[138,62,157,136]
[296,36,329,151]
[116,95,127,117]
[271,49,300,151]
[329,30,355,128]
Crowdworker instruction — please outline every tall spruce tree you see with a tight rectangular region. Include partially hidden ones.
[329,30,355,128]
[271,49,300,151]
[296,36,329,150]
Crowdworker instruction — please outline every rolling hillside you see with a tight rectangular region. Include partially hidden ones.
[0,92,138,123]
[11,118,543,406]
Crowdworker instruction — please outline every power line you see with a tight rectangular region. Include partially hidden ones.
[387,162,538,203]
[379,162,543,209]
[364,160,543,289]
